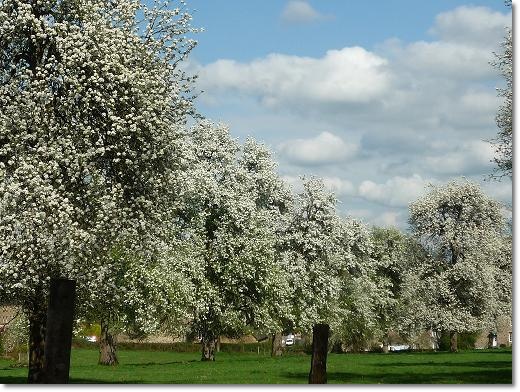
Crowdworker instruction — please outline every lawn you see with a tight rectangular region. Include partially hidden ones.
[0,348,512,384]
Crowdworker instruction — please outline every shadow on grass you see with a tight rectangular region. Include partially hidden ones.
[0,375,27,384]
[375,361,512,369]
[282,368,512,384]
[110,359,200,367]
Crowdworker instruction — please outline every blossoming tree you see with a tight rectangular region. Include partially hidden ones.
[0,0,197,382]
[78,241,194,365]
[367,227,412,352]
[408,180,511,352]
[176,121,290,361]
[281,177,345,383]
[331,219,383,353]
[491,0,512,179]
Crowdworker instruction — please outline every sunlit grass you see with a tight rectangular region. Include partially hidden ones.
[0,347,512,384]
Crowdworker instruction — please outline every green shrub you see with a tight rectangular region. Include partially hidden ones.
[219,341,271,354]
[71,338,98,349]
[369,344,383,353]
[277,343,308,355]
[439,331,478,351]
[116,342,200,352]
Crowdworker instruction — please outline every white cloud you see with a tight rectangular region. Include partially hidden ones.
[197,47,391,107]
[194,5,512,226]
[372,211,402,228]
[383,7,510,81]
[422,140,495,175]
[281,175,303,194]
[346,208,373,221]
[278,132,358,166]
[460,90,500,113]
[430,6,511,48]
[480,180,513,205]
[397,41,495,80]
[358,174,435,207]
[322,176,355,197]
[281,1,329,24]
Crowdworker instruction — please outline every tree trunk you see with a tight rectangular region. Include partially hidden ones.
[43,279,76,383]
[216,336,221,353]
[201,334,217,361]
[98,319,118,366]
[308,323,330,384]
[27,310,47,383]
[271,332,283,357]
[382,339,390,354]
[450,331,458,352]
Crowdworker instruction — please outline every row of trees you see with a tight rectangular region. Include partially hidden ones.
[1,116,513,380]
[0,0,512,384]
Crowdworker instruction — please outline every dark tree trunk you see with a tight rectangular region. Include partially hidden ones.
[43,279,76,383]
[27,310,47,383]
[308,323,330,384]
[98,319,118,366]
[271,332,283,357]
[450,331,458,352]
[201,334,217,361]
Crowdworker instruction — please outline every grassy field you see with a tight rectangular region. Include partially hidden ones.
[0,348,512,384]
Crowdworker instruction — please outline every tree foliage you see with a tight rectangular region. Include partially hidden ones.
[0,0,198,377]
[490,0,512,179]
[174,121,290,359]
[408,180,511,334]
[281,177,342,331]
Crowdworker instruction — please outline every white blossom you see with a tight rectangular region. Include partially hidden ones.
[406,180,511,334]
[0,0,198,331]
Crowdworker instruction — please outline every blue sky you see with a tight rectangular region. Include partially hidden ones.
[188,1,507,62]
[181,0,512,229]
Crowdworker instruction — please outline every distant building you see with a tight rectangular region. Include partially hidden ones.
[0,306,18,333]
[475,316,512,349]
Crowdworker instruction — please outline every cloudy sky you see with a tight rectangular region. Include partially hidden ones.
[184,0,512,230]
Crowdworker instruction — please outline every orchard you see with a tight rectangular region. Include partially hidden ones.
[0,0,512,385]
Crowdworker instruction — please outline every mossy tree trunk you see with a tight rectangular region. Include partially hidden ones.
[201,333,217,361]
[450,331,458,352]
[382,332,390,353]
[98,318,118,366]
[271,332,283,357]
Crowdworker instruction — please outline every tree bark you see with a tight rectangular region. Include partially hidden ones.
[382,338,390,354]
[27,310,47,383]
[98,319,118,366]
[450,331,458,352]
[43,279,76,383]
[216,336,221,353]
[271,332,283,357]
[201,334,217,361]
[308,323,330,384]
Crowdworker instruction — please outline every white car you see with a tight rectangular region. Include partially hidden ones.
[285,338,294,346]
[389,344,409,352]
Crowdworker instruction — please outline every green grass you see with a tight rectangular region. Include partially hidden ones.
[0,348,512,384]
